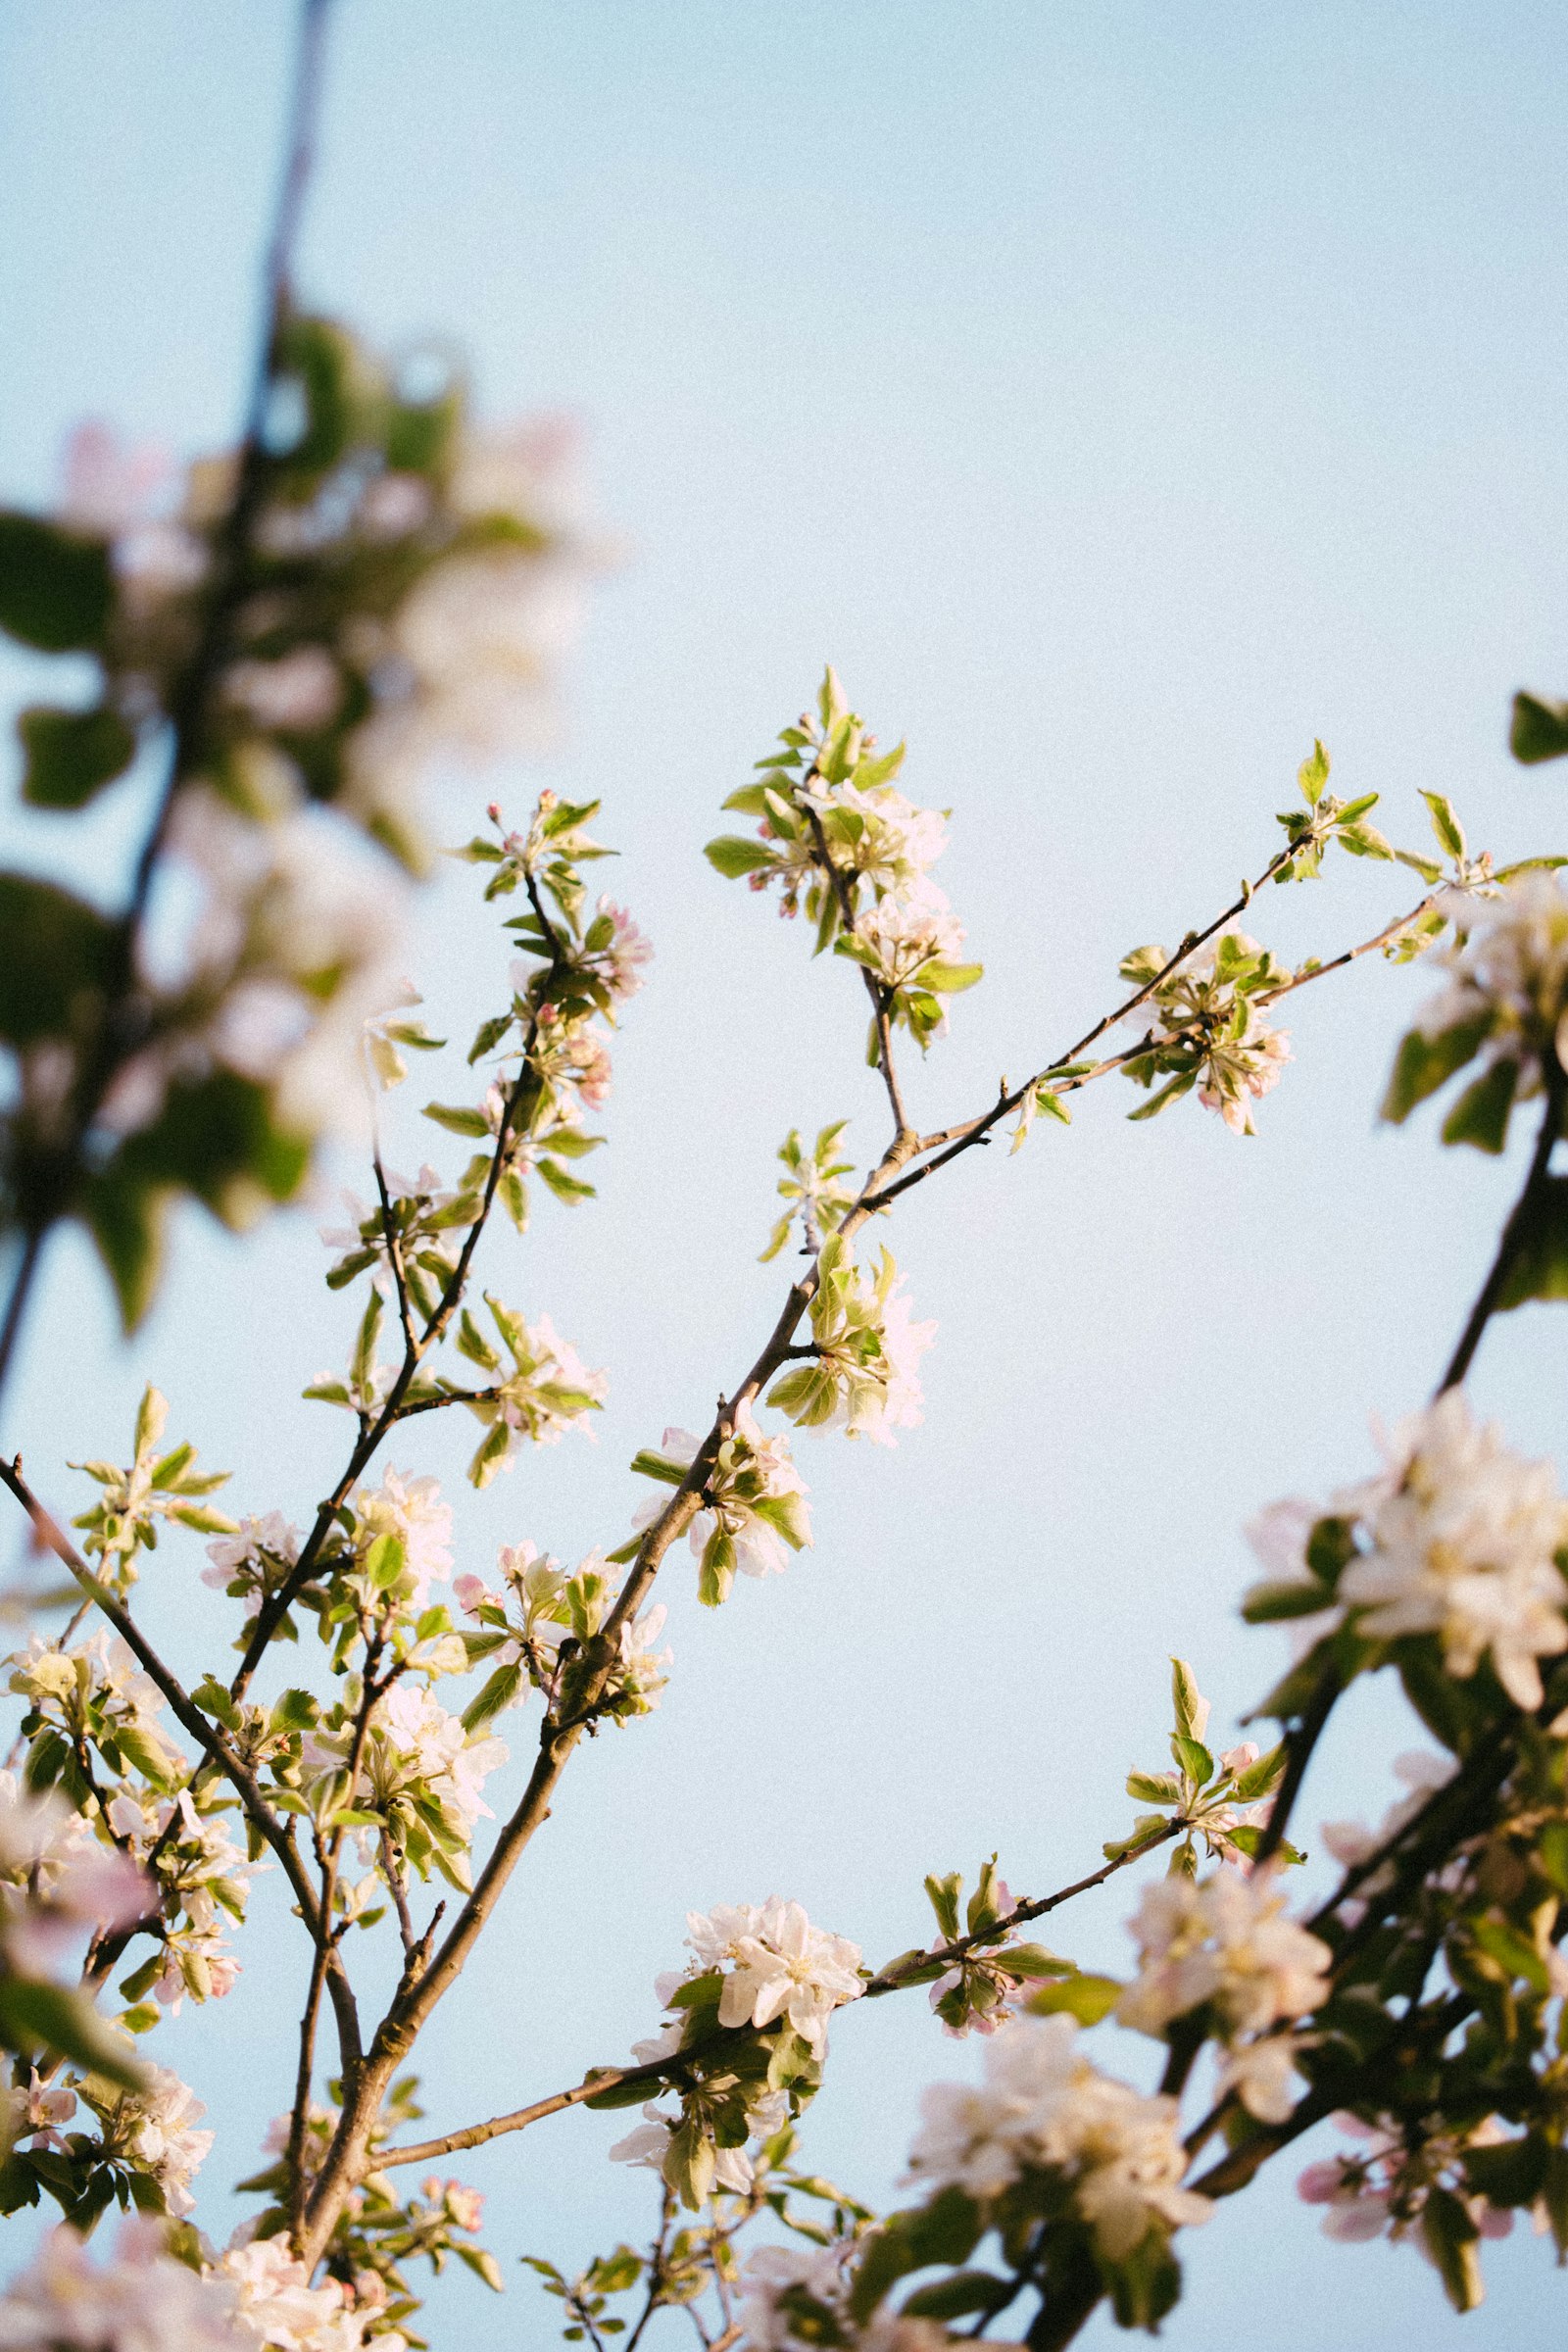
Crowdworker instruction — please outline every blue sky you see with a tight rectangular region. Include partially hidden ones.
[2,3,1568,2343]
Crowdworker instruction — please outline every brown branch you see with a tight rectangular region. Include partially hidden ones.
[0,0,334,1425]
[0,1453,361,2071]
[803,801,912,1142]
[1439,1066,1565,1393]
[231,890,568,1700]
[374,1824,1182,2175]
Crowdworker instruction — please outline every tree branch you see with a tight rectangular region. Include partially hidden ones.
[0,1452,361,2070]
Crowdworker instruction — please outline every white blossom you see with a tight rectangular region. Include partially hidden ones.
[677,1897,862,2058]
[0,2218,241,2352]
[849,881,965,994]
[0,1772,149,1978]
[351,1469,453,1609]
[1118,1868,1331,2041]
[201,1513,301,1619]
[1412,871,1568,1088]
[802,780,949,898]
[905,2015,1209,2260]
[219,2230,404,2352]
[115,2067,215,2218]
[633,1406,812,1584]
[1336,1391,1568,1709]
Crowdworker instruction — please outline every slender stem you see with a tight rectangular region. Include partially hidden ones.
[288,1642,383,2234]
[0,0,333,1433]
[803,803,912,1140]
[375,1825,1182,2174]
[372,1155,419,1361]
[864,844,1298,1212]
[0,1232,44,1438]
[231,882,566,1700]
[1439,1071,1565,1393]
[0,1452,361,2068]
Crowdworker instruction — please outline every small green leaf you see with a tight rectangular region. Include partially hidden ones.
[704,835,776,879]
[0,513,115,652]
[20,705,137,809]
[1026,1973,1122,2024]
[1441,1056,1518,1153]
[1298,740,1331,807]
[1510,691,1568,765]
[1420,791,1467,860]
[1380,1014,1493,1124]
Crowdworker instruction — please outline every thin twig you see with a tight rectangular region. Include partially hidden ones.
[374,1825,1182,2173]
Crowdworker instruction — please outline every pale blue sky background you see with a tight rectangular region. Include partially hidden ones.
[2,3,1568,2344]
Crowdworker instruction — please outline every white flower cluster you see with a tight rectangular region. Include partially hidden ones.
[1298,2111,1524,2255]
[0,2218,239,2352]
[1339,1392,1568,1710]
[350,1468,454,1613]
[343,418,594,843]
[1248,1395,1568,1711]
[103,1788,255,2013]
[303,1683,508,1884]
[202,1512,302,1622]
[1118,1870,1331,2122]
[770,1241,935,1448]
[82,2066,216,2219]
[848,882,966,998]
[0,1771,148,1983]
[0,2213,407,2352]
[1124,930,1292,1136]
[678,1898,864,2057]
[905,2015,1210,2260]
[103,788,410,1155]
[631,1404,812,1603]
[735,2241,858,2352]
[7,1632,183,1791]
[611,1897,858,2199]
[462,1301,608,1489]
[1414,870,1568,1089]
[218,2230,406,2352]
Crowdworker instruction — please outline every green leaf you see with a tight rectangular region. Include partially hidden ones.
[1380,1014,1493,1124]
[1025,1972,1122,2024]
[1510,691,1568,765]
[0,870,117,1049]
[1420,791,1467,860]
[628,1449,688,1487]
[462,1662,522,1732]
[1298,740,1331,806]
[1463,2134,1546,2208]
[1421,2186,1484,2313]
[849,2190,981,2326]
[366,1533,406,1590]
[917,960,984,994]
[1171,1733,1213,1785]
[1441,1056,1518,1153]
[924,1871,962,1940]
[467,1012,514,1066]
[1126,1769,1182,1803]
[1241,1579,1334,1623]
[421,1102,491,1138]
[19,705,137,810]
[270,1688,318,1732]
[1170,1657,1205,1740]
[704,835,776,879]
[1496,1176,1568,1310]
[901,2272,1014,2322]
[0,512,115,652]
[1336,822,1394,860]
[0,1976,143,2087]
